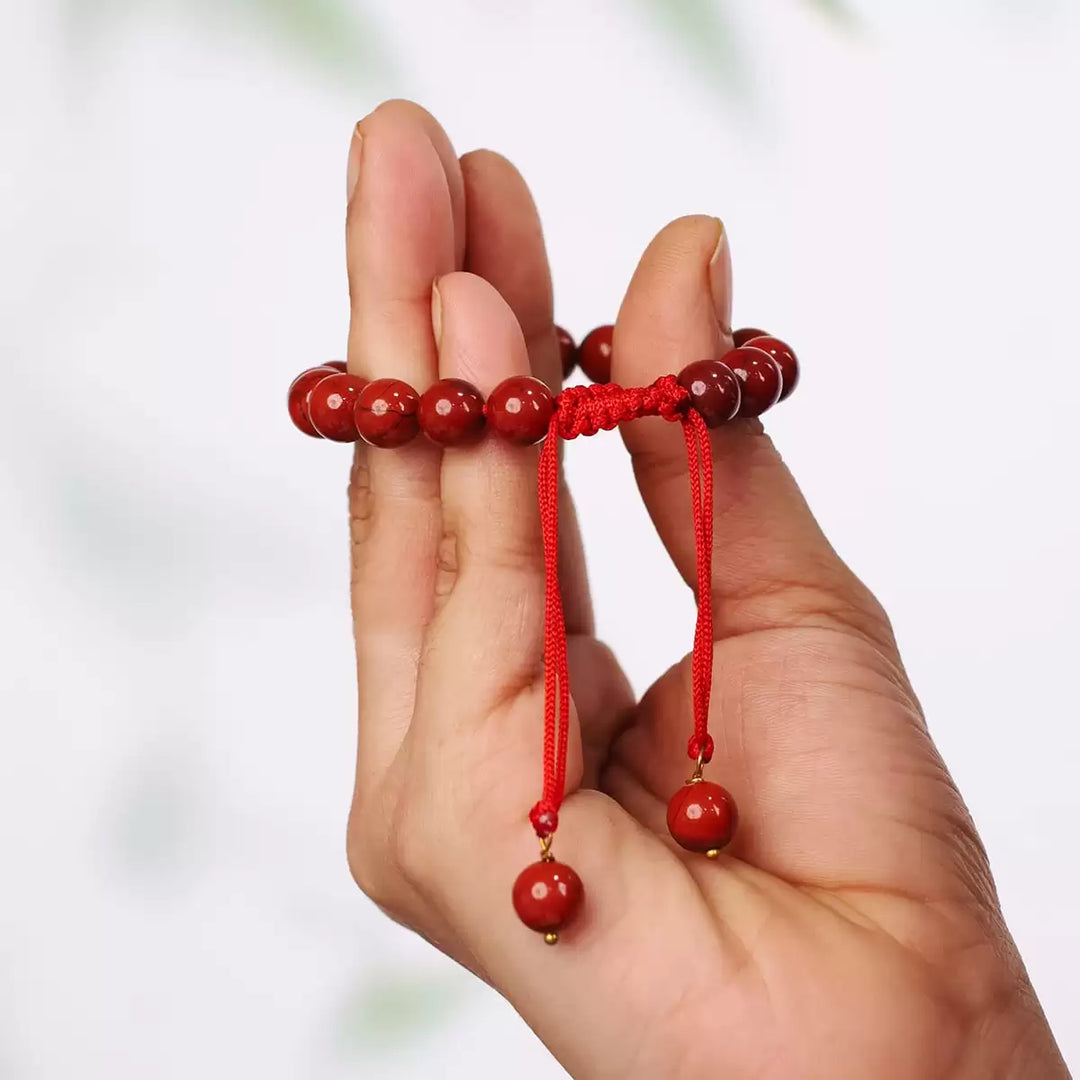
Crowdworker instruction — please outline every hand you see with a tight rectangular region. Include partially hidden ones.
[342,101,1068,1080]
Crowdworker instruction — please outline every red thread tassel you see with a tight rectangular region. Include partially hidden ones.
[529,378,716,839]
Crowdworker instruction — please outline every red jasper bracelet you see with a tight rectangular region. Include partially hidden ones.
[288,327,797,448]
[288,325,799,944]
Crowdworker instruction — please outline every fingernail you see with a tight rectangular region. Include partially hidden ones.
[431,279,443,347]
[346,123,363,204]
[708,218,733,334]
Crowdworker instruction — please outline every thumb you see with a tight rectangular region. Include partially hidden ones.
[612,215,890,648]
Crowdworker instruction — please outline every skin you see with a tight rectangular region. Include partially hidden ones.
[342,100,1070,1080]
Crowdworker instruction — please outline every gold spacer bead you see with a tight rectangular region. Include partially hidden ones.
[543,932,559,945]
[705,849,720,859]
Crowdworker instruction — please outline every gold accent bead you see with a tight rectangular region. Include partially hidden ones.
[705,849,720,859]
[543,932,559,945]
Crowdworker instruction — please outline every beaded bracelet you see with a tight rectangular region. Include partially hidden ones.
[288,325,799,944]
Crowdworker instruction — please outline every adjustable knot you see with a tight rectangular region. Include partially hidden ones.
[554,376,689,439]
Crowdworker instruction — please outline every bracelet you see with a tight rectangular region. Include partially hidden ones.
[288,325,799,944]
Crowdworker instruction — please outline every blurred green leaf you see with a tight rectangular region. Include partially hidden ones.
[230,0,389,79]
[803,0,859,28]
[65,0,391,83]
[633,0,859,97]
[632,0,746,97]
[336,971,465,1054]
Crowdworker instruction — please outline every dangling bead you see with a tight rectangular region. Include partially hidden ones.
[287,365,338,438]
[743,336,799,401]
[555,326,577,378]
[667,780,738,857]
[307,372,366,442]
[578,325,614,384]
[512,858,584,944]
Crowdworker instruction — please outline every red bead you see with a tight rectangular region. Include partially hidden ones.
[529,807,559,838]
[677,359,741,427]
[556,326,577,378]
[744,336,798,401]
[733,327,767,347]
[667,781,738,855]
[354,378,420,448]
[307,372,366,442]
[578,325,614,384]
[512,860,584,937]
[726,346,782,418]
[287,366,338,438]
[323,360,347,372]
[486,376,555,445]
[418,378,486,446]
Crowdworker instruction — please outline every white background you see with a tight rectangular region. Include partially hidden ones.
[1,0,1077,1075]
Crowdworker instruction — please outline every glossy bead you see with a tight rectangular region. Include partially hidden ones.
[512,860,584,939]
[578,324,614,384]
[307,372,366,442]
[354,378,420,448]
[287,365,338,438]
[726,346,783,418]
[324,360,347,372]
[677,359,741,427]
[556,326,577,378]
[418,378,486,446]
[744,336,798,401]
[667,780,738,855]
[733,326,768,347]
[487,376,555,445]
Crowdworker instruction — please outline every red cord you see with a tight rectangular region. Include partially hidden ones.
[529,377,716,840]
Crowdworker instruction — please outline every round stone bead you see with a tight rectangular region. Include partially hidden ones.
[578,324,614,384]
[667,780,738,855]
[287,365,338,438]
[418,378,486,446]
[354,378,420,448]
[486,376,555,445]
[725,346,783,418]
[744,336,798,401]
[556,326,577,378]
[677,359,741,427]
[307,372,366,442]
[733,327,768,348]
[512,859,584,940]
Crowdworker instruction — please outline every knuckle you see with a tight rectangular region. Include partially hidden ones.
[348,452,374,549]
[434,531,459,600]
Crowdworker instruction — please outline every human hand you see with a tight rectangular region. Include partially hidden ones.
[342,100,1068,1080]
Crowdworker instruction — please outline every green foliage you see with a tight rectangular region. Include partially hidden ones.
[65,0,855,92]
[66,0,390,82]
[336,971,465,1053]
[633,0,746,96]
[634,0,858,97]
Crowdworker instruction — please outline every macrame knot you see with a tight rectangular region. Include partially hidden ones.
[554,375,689,439]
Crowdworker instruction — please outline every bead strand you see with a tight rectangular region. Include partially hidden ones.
[288,326,798,443]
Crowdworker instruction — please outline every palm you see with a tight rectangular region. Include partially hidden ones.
[507,611,1017,1077]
